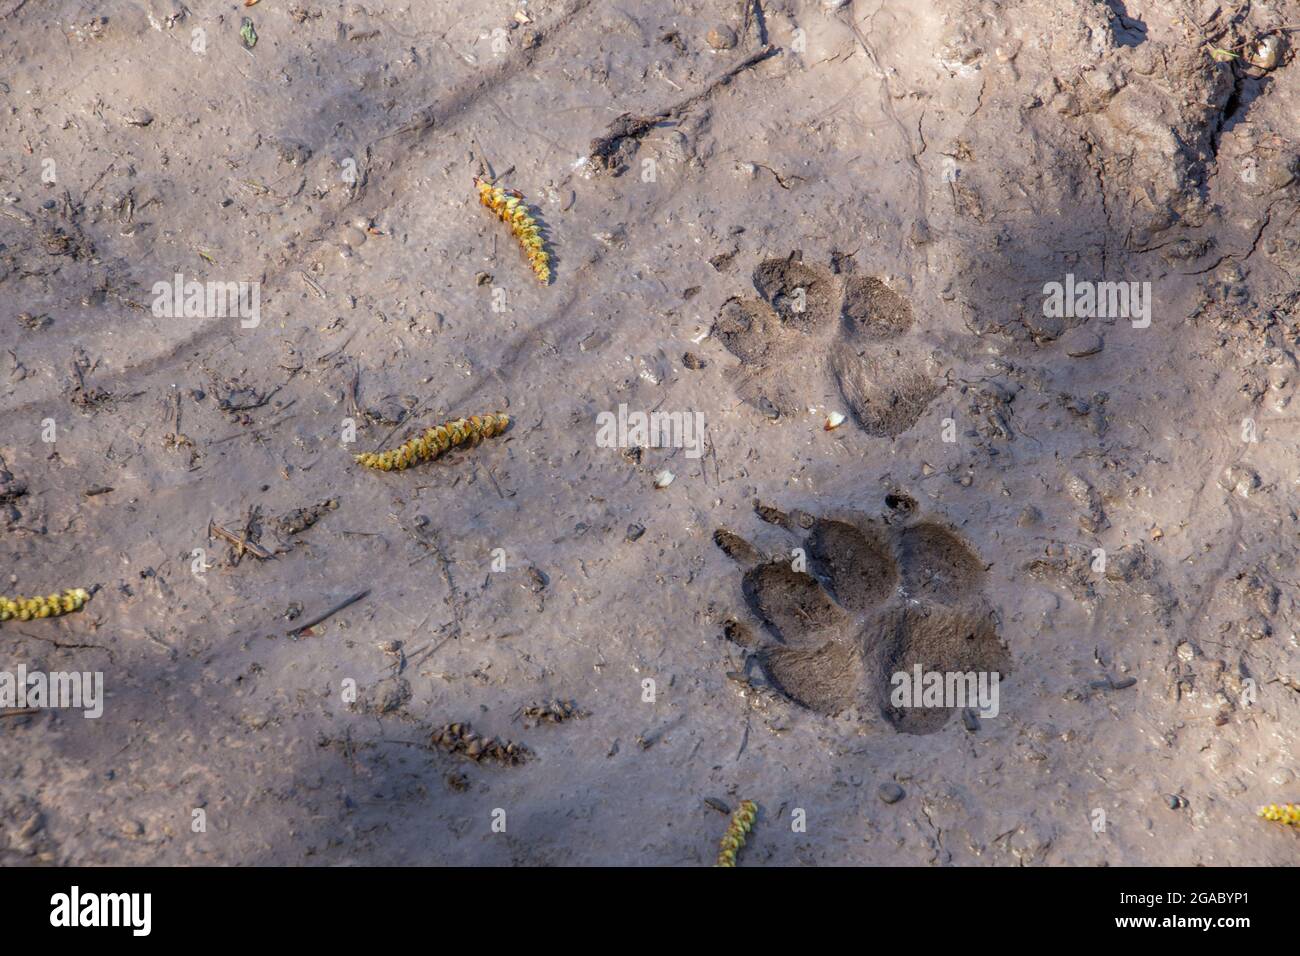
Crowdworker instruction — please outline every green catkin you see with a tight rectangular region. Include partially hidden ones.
[474,178,550,284]
[353,413,509,472]
[0,588,90,622]
[715,799,758,867]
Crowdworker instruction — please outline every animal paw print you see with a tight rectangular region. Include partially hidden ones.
[712,255,940,436]
[715,499,1009,734]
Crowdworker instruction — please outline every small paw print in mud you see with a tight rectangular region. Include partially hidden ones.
[712,255,940,436]
[715,499,1009,734]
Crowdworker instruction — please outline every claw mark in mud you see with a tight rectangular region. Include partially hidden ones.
[713,255,941,436]
[716,502,1008,734]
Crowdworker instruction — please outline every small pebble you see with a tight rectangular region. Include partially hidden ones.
[878,782,905,804]
[1063,330,1104,357]
[625,523,646,542]
[580,330,609,352]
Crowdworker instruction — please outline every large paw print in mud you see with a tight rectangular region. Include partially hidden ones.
[713,256,941,436]
[715,500,1009,734]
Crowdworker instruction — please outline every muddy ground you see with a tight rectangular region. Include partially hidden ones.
[1,0,1298,865]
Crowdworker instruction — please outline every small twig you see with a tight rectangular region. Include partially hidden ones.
[208,519,274,560]
[287,589,370,637]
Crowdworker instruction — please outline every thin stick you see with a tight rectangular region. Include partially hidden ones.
[208,519,274,560]
[287,589,370,637]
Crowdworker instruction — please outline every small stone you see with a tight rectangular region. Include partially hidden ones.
[961,708,980,732]
[706,25,737,50]
[579,329,609,352]
[878,782,905,804]
[682,351,706,370]
[125,108,154,127]
[1248,34,1282,70]
[1164,794,1186,810]
[1063,330,1104,357]
[757,397,780,420]
[1017,505,1041,527]
[625,523,646,542]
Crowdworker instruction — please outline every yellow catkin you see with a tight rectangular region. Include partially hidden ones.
[474,177,550,284]
[715,799,758,867]
[1258,803,1300,827]
[0,588,90,622]
[353,413,509,472]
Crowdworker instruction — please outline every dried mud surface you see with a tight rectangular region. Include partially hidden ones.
[2,0,1298,865]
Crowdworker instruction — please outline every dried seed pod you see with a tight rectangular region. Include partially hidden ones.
[715,799,758,867]
[0,588,91,622]
[1258,803,1300,827]
[474,178,551,284]
[354,413,509,472]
